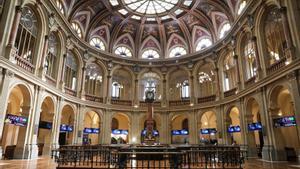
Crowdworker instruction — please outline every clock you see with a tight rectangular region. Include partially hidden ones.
[145,90,155,103]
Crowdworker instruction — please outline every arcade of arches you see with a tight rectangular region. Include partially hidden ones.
[0,0,300,165]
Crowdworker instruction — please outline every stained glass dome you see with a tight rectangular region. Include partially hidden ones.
[124,0,179,15]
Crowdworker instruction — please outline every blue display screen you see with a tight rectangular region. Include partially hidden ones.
[84,128,100,134]
[60,124,73,132]
[228,125,241,133]
[248,122,262,131]
[5,114,28,127]
[200,128,217,134]
[141,130,159,136]
[112,129,128,135]
[273,116,297,128]
[171,130,189,135]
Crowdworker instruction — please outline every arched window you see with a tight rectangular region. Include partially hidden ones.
[176,80,189,99]
[243,39,257,79]
[196,38,212,51]
[65,52,78,90]
[223,52,236,91]
[71,22,82,38]
[198,71,214,96]
[219,23,231,39]
[89,37,105,51]
[141,72,160,100]
[45,32,58,79]
[237,1,246,15]
[112,82,122,98]
[114,46,132,57]
[169,46,187,58]
[141,49,160,59]
[85,63,103,96]
[56,0,65,15]
[264,7,286,65]
[15,7,37,66]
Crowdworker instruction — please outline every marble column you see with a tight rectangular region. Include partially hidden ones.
[234,55,242,91]
[80,63,87,98]
[189,72,195,104]
[134,78,139,106]
[162,74,167,107]
[214,67,221,100]
[188,111,198,144]
[245,114,258,157]
[215,106,224,144]
[106,75,112,104]
[0,68,14,157]
[160,112,169,144]
[39,35,49,80]
[251,36,263,80]
[6,6,22,61]
[280,7,295,61]
[101,109,112,144]
[51,97,63,150]
[59,54,67,91]
[130,111,140,144]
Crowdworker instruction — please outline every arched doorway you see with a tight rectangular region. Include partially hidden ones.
[59,105,75,145]
[83,111,101,145]
[199,111,217,145]
[37,96,55,156]
[171,114,189,144]
[246,98,264,157]
[226,107,242,145]
[269,86,300,160]
[111,113,130,144]
[1,84,31,159]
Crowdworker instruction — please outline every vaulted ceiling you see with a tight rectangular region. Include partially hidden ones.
[58,0,246,59]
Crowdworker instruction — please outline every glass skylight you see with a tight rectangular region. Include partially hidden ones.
[196,38,212,51]
[219,23,231,39]
[169,47,187,58]
[123,0,179,15]
[115,46,132,57]
[71,22,82,38]
[89,37,105,51]
[142,49,160,59]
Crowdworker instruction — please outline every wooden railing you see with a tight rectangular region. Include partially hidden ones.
[267,58,286,75]
[224,88,237,98]
[14,54,34,73]
[139,101,161,107]
[197,95,216,103]
[85,94,103,103]
[169,99,190,106]
[111,99,132,106]
[52,145,247,169]
[64,87,77,97]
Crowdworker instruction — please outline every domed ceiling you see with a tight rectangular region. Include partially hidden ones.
[57,0,247,59]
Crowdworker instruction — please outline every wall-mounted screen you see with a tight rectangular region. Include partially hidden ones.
[39,121,52,129]
[171,130,189,135]
[112,129,128,135]
[200,128,217,135]
[141,130,159,136]
[273,116,296,128]
[60,124,73,132]
[248,122,262,131]
[5,114,28,127]
[228,125,241,133]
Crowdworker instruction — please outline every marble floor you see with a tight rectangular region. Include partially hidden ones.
[0,157,299,169]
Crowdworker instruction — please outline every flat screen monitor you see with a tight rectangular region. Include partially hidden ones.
[5,114,28,127]
[248,122,262,131]
[39,121,52,129]
[92,128,100,134]
[112,129,128,135]
[171,130,189,135]
[201,128,217,134]
[273,116,296,128]
[84,128,93,134]
[141,130,159,136]
[60,124,67,132]
[228,125,241,133]
[67,126,73,132]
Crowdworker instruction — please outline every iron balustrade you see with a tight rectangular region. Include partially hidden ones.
[51,145,246,169]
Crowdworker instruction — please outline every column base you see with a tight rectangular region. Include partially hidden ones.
[247,146,258,158]
[262,145,287,161]
[13,144,39,159]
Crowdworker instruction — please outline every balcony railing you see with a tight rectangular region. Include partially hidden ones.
[64,87,77,97]
[139,101,161,107]
[45,75,56,86]
[14,54,34,73]
[267,57,286,75]
[85,94,103,103]
[169,99,190,106]
[111,98,132,106]
[245,76,256,88]
[197,95,216,103]
[224,88,237,98]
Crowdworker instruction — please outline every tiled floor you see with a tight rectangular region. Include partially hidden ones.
[0,157,299,169]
